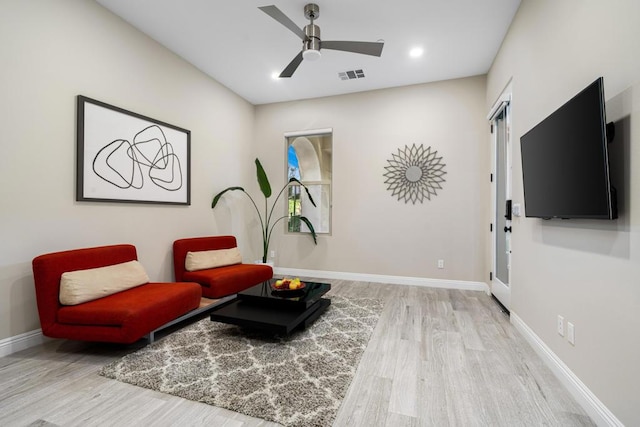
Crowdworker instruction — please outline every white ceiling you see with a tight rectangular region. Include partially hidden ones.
[95,0,521,105]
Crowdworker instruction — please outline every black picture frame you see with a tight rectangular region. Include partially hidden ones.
[76,95,191,205]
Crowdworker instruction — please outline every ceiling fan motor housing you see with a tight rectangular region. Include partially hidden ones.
[303,4,321,59]
[304,24,321,51]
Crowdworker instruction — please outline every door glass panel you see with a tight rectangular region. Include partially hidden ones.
[495,110,509,286]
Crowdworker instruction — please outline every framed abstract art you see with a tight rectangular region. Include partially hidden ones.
[76,95,190,205]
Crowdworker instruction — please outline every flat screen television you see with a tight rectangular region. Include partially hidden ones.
[520,77,617,219]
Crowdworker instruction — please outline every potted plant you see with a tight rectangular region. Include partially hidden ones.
[211,158,318,263]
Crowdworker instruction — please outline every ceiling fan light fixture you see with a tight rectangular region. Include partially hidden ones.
[302,48,322,61]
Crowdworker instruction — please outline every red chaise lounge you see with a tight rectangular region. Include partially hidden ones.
[173,235,273,298]
[32,244,202,344]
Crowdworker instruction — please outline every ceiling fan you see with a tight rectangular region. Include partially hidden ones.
[259,3,384,78]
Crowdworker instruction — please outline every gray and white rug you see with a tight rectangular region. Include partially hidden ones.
[100,296,384,427]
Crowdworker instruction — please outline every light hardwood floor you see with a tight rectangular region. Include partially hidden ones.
[0,280,594,426]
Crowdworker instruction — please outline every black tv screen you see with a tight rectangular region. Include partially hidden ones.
[520,77,616,219]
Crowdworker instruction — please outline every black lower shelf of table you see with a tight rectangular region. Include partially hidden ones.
[210,297,331,335]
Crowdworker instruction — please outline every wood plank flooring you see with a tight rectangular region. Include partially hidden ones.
[0,280,594,426]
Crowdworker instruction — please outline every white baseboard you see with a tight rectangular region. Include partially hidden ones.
[0,329,49,357]
[511,313,623,427]
[273,267,489,292]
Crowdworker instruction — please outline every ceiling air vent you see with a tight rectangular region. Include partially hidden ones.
[338,69,365,80]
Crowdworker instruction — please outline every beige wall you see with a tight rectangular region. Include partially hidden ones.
[255,76,490,281]
[0,0,256,340]
[488,0,640,424]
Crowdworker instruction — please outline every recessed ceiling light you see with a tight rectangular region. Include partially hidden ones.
[409,47,424,58]
[271,72,281,80]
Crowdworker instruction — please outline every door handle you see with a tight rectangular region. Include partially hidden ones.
[504,226,512,233]
[505,199,512,220]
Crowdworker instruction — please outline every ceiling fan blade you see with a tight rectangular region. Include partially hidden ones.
[279,51,304,78]
[321,40,384,57]
[259,5,306,40]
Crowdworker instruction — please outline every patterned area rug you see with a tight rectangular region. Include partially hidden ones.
[100,296,383,426]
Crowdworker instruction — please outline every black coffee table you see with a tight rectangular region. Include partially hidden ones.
[209,279,331,334]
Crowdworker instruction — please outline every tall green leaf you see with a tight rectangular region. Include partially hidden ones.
[211,186,245,208]
[255,158,272,198]
[298,216,317,244]
[289,177,317,207]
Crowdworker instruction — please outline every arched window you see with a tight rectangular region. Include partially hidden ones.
[286,129,332,234]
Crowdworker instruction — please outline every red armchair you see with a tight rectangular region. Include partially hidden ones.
[32,244,202,344]
[173,236,273,298]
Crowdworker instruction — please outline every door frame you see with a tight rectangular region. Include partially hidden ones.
[488,83,512,310]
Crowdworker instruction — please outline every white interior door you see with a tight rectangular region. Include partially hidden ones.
[490,95,511,310]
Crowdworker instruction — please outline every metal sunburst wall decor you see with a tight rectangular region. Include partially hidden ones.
[383,143,447,204]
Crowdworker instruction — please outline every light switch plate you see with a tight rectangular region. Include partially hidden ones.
[512,203,522,217]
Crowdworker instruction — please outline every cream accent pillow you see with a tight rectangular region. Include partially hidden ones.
[185,247,242,272]
[59,260,150,306]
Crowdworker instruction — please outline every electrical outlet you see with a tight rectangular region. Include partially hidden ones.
[567,322,575,345]
[557,315,565,337]
[437,259,444,269]
[270,250,276,258]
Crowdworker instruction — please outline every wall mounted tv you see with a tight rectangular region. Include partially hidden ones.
[520,77,617,219]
